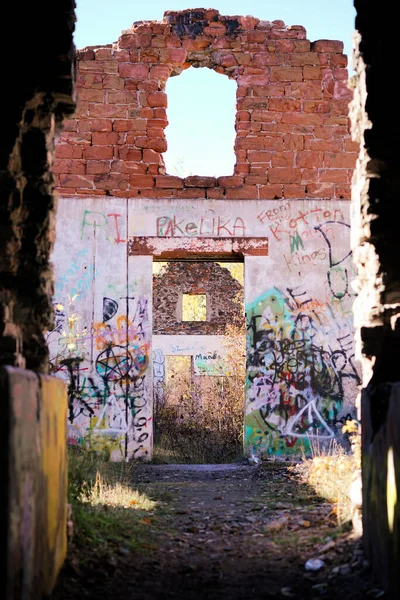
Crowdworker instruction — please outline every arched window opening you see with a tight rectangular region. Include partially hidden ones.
[164,67,236,178]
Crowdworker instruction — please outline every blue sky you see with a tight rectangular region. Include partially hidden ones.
[73,1,357,177]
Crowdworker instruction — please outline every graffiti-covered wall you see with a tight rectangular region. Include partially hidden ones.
[49,8,358,461]
[244,201,360,456]
[48,198,153,461]
[49,196,359,460]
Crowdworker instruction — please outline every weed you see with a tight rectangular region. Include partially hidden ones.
[289,420,361,526]
[153,320,246,464]
[66,446,171,562]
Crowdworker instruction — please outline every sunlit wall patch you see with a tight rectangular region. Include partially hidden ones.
[387,447,397,533]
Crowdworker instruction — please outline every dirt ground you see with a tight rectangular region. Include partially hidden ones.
[51,462,386,600]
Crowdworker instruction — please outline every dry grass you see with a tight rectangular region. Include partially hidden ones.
[290,420,361,526]
[153,320,246,464]
[84,472,157,510]
[68,444,157,511]
[153,377,244,463]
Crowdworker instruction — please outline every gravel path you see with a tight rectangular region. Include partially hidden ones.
[52,462,386,600]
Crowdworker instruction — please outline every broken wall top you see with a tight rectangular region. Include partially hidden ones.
[54,8,357,200]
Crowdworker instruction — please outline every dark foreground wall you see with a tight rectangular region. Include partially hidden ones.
[0,367,68,599]
[351,1,400,597]
[362,385,400,596]
[0,0,76,372]
[0,3,76,596]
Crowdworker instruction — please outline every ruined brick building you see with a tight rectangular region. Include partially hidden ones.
[1,1,400,597]
[48,8,360,464]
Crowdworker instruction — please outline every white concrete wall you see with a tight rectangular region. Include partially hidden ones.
[49,197,359,460]
[153,334,229,376]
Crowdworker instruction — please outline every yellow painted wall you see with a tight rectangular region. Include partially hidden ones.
[39,375,68,595]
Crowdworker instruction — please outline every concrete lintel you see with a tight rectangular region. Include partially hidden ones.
[128,236,268,259]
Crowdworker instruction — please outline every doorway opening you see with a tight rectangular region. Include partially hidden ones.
[152,259,245,463]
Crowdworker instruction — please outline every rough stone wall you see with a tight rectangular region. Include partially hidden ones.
[153,262,243,334]
[351,2,400,598]
[54,8,356,200]
[350,1,400,598]
[0,1,76,372]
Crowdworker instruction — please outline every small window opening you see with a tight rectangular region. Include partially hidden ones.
[164,67,236,177]
[182,293,207,322]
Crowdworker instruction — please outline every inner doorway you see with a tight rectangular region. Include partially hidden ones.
[152,259,245,463]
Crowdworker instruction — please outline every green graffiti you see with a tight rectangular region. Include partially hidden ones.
[81,210,112,242]
[290,230,304,254]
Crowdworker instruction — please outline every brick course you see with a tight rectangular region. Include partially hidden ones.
[54,9,355,200]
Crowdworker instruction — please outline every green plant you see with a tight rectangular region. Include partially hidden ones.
[66,446,168,560]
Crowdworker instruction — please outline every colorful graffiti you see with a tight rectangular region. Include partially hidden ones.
[50,197,359,462]
[48,294,151,461]
[193,351,226,376]
[80,209,126,244]
[245,286,360,456]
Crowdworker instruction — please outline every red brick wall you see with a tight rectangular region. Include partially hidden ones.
[54,8,357,200]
